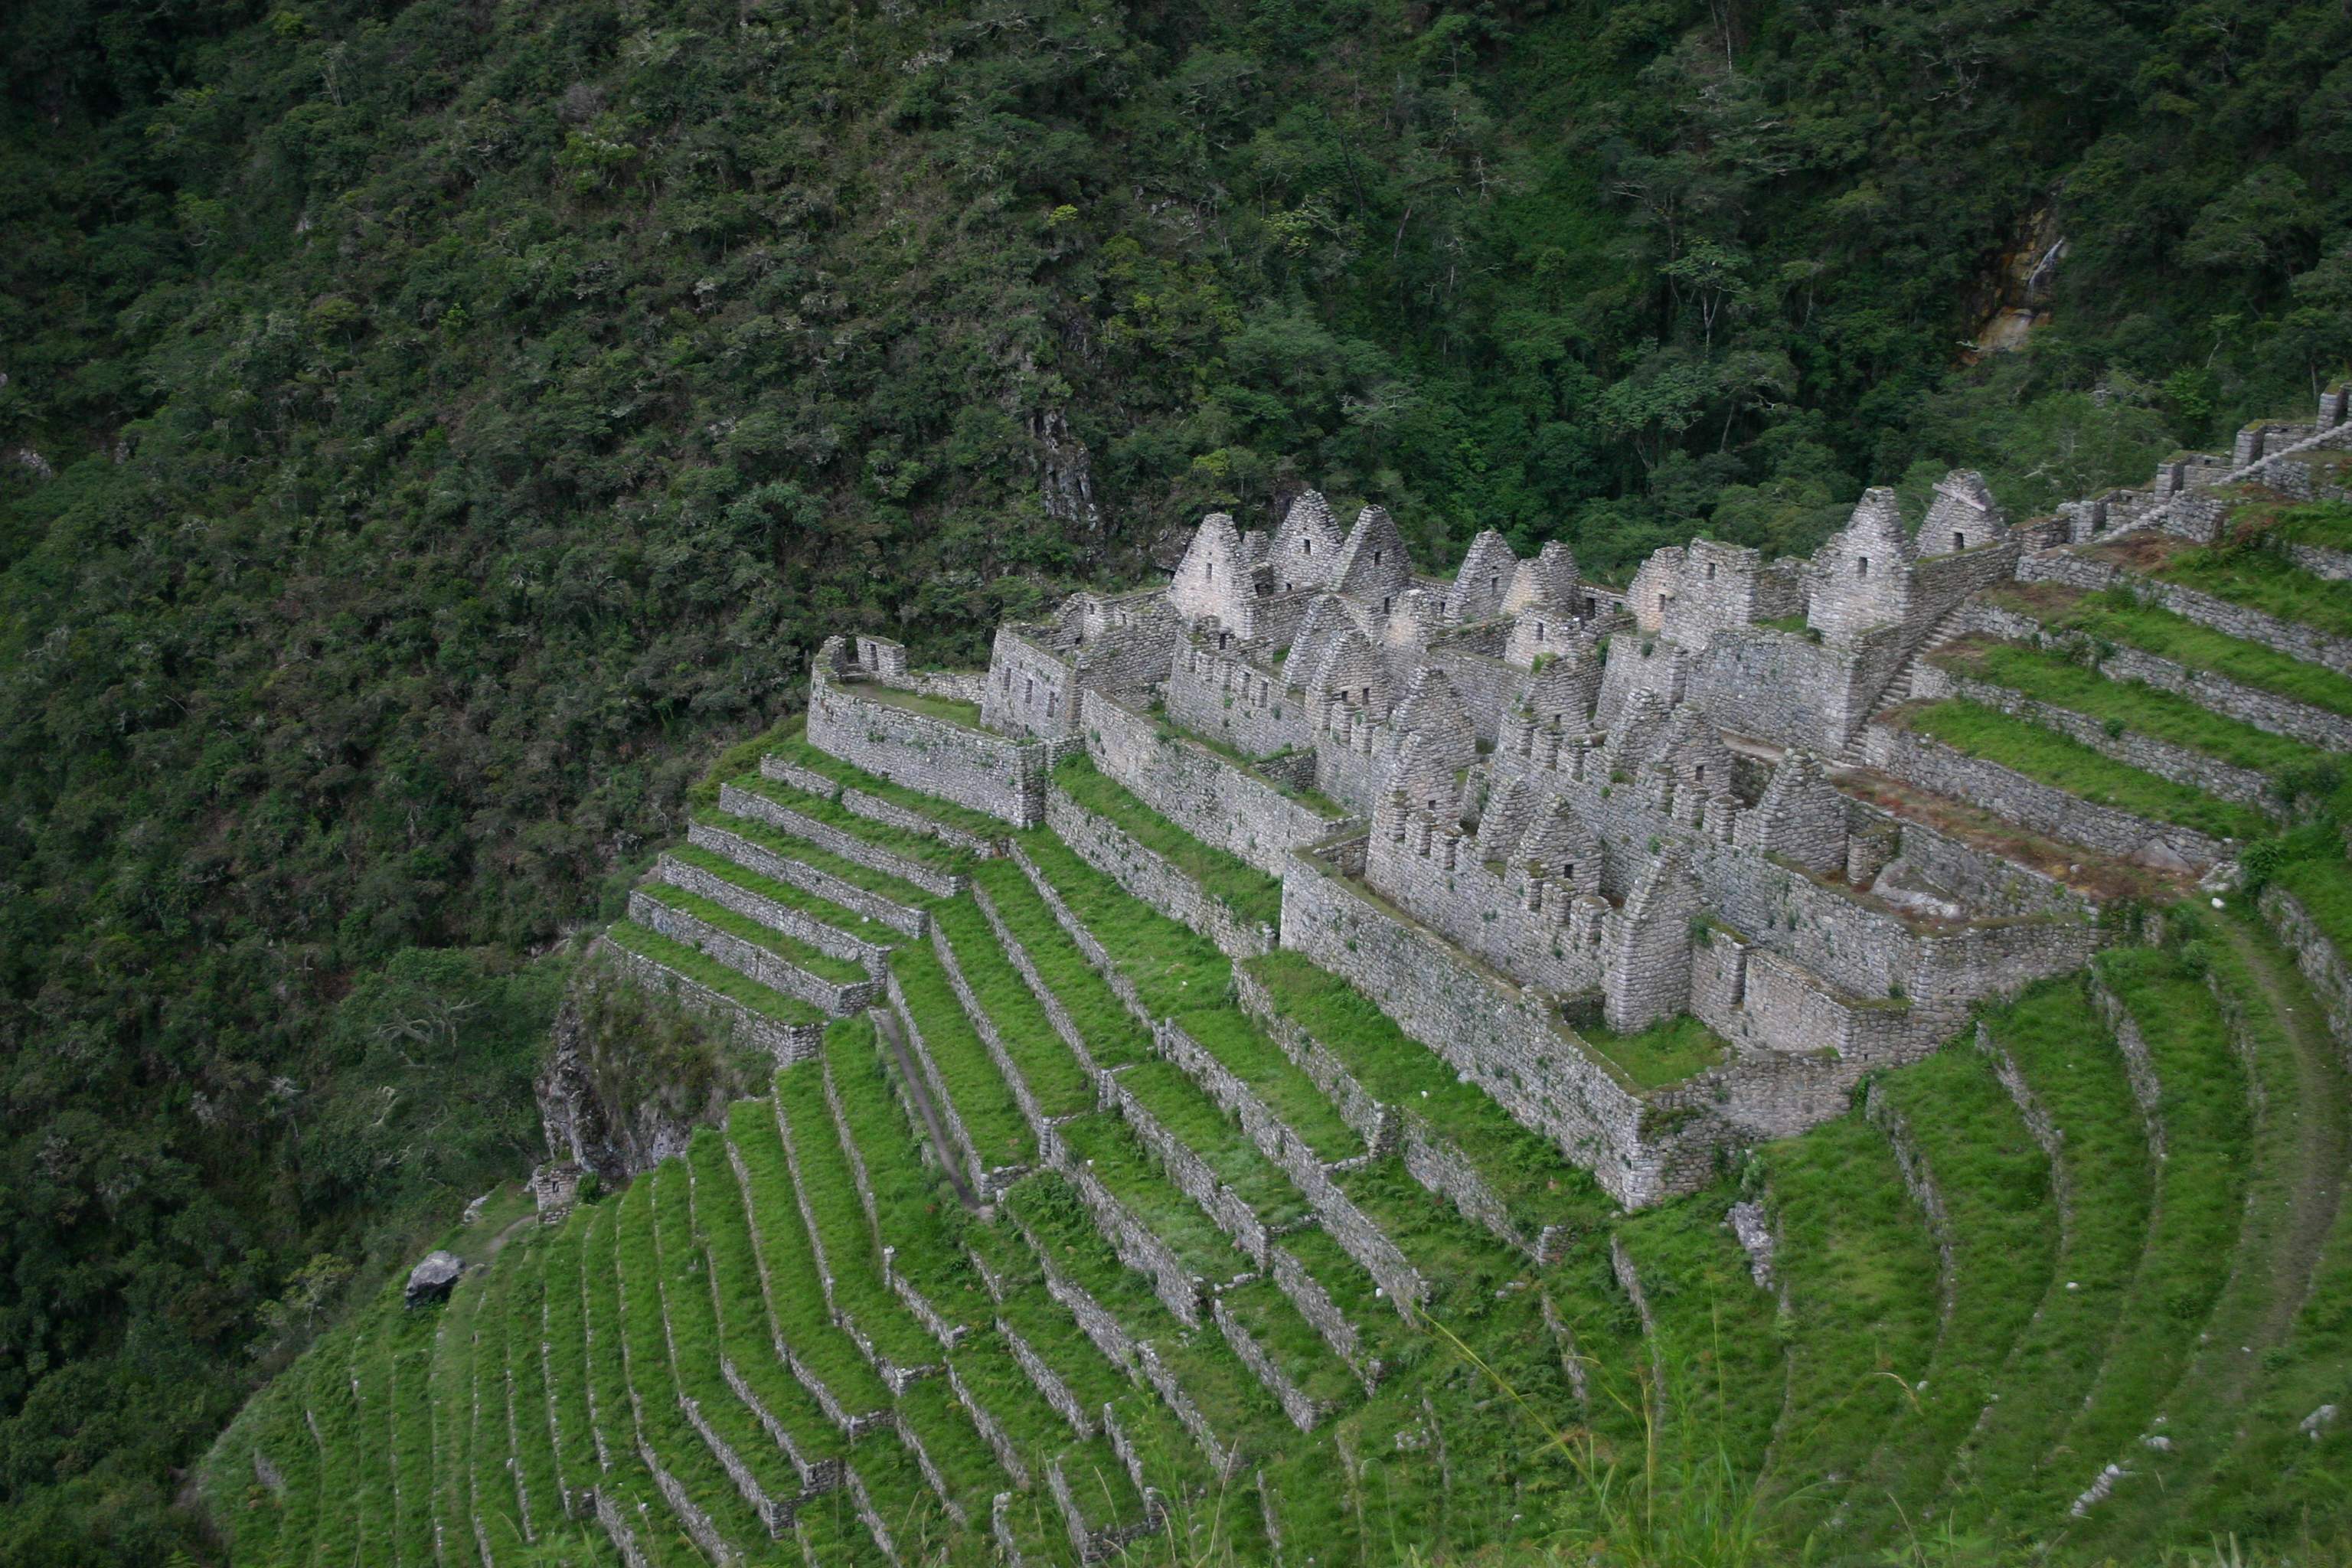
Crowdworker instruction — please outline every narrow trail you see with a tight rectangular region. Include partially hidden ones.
[869,1001,981,1210]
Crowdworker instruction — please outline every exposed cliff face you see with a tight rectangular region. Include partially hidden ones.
[534,958,769,1187]
[1966,202,2068,360]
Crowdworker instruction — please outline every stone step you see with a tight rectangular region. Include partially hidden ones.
[658,848,895,972]
[720,779,969,898]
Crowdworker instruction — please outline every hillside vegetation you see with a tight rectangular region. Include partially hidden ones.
[4,0,2351,1561]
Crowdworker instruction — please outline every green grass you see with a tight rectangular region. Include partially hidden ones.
[1936,636,2326,778]
[667,840,897,949]
[1018,830,1233,1014]
[681,1128,848,1468]
[1170,1004,1366,1157]
[853,682,988,728]
[1246,951,1605,1234]
[822,1015,983,1311]
[1054,1112,1241,1276]
[694,805,939,910]
[969,859,1155,1070]
[1762,1110,1945,1534]
[1610,1196,1787,1480]
[1577,1012,1730,1089]
[2267,498,2352,553]
[1116,1055,1313,1226]
[1052,752,1285,926]
[765,724,1009,838]
[614,1177,774,1549]
[1940,978,2153,1517]
[605,918,827,1027]
[771,1064,945,1371]
[722,1097,893,1413]
[887,939,1036,1173]
[635,879,872,985]
[2154,538,2352,640]
[929,897,1098,1119]
[643,1161,807,1513]
[1844,1035,2057,1541]
[2273,852,2352,957]
[727,772,972,871]
[1900,698,2272,841]
[1995,584,2352,719]
[1220,1278,1360,1409]
[2041,944,2253,1521]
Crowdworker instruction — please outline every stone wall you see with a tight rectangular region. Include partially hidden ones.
[1955,597,2352,752]
[655,852,892,972]
[1596,636,1689,725]
[1084,694,1347,879]
[1279,850,1722,1208]
[597,937,824,1065]
[717,782,967,897]
[1154,1020,1426,1310]
[1915,665,2278,811]
[807,668,1060,827]
[1044,787,1275,961]
[626,890,877,1014]
[2018,553,2352,678]
[1425,629,1530,743]
[1164,641,1314,760]
[1860,724,2230,866]
[982,626,1083,740]
[686,821,927,937]
[1212,1298,1330,1432]
[883,967,1027,1201]
[2259,885,2352,1070]
[758,755,1001,857]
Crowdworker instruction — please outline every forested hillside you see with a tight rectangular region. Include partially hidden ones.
[1,0,2347,1560]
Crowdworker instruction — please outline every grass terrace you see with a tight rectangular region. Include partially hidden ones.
[635,880,872,987]
[1220,1279,1361,1411]
[721,1098,895,1413]
[1051,753,1285,926]
[822,1017,983,1311]
[929,897,1097,1119]
[1170,1004,1365,1156]
[2145,534,2352,641]
[665,841,897,949]
[2272,848,2352,956]
[1932,635,2327,779]
[1246,952,1606,1236]
[851,682,988,729]
[604,920,828,1027]
[1986,582,2352,719]
[1052,1113,1240,1278]
[2267,498,2352,553]
[1116,1056,1314,1227]
[770,1066,945,1373]
[766,723,1010,839]
[1576,1012,1730,1089]
[1941,979,2151,1520]
[727,772,973,872]
[1761,1111,1944,1527]
[969,858,1155,1070]
[692,806,940,910]
[887,939,1037,1172]
[1894,698,2272,841]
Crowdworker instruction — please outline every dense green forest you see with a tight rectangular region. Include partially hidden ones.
[0,0,2346,1559]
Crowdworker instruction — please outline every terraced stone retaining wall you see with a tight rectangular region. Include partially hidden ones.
[1913,665,2279,811]
[2259,885,2352,1069]
[626,890,877,1014]
[596,938,823,1065]
[717,782,966,897]
[1045,786,1275,960]
[687,822,928,938]
[808,666,1070,827]
[655,853,892,972]
[2017,550,2352,678]
[1860,724,2230,866]
[1279,851,1720,1209]
[880,969,1027,1202]
[1083,694,1346,879]
[758,755,1002,857]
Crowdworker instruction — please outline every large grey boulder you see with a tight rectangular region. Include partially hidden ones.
[405,1250,464,1308]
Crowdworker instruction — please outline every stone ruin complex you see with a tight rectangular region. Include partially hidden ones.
[802,388,2352,1207]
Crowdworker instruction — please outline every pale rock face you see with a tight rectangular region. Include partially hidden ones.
[405,1250,464,1308]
